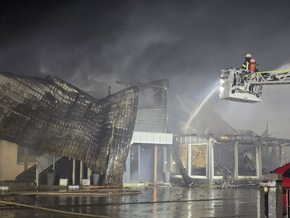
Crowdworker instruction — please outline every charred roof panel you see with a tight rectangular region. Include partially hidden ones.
[0,72,138,185]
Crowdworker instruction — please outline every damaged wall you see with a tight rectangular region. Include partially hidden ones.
[0,72,139,185]
[0,140,34,180]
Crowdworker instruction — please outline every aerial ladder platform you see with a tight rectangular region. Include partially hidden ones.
[219,68,290,103]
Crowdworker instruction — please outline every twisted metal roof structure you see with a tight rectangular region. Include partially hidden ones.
[0,72,138,185]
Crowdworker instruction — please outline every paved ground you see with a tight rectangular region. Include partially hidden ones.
[0,186,259,218]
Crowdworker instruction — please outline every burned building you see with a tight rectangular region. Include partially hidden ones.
[1,72,290,187]
[0,72,138,185]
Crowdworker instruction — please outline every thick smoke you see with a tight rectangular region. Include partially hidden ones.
[1,0,290,137]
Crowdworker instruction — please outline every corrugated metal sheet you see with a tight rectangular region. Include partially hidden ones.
[134,108,166,132]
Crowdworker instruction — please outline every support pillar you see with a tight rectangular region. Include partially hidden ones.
[207,139,215,183]
[72,159,76,185]
[87,168,91,183]
[256,145,262,179]
[234,141,239,179]
[138,145,141,182]
[187,144,191,176]
[154,144,157,183]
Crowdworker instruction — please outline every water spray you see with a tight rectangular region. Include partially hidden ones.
[183,82,219,133]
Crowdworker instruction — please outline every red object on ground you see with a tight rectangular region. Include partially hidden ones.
[271,162,290,214]
[271,162,290,188]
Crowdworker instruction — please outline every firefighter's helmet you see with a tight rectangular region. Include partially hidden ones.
[245,53,252,58]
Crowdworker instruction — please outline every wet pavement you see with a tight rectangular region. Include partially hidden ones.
[0,186,258,217]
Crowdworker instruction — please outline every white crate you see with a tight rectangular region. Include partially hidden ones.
[68,185,79,191]
[81,179,90,186]
[59,179,68,186]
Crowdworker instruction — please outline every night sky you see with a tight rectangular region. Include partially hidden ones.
[1,0,290,138]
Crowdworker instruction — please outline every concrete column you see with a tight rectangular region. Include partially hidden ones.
[187,144,191,176]
[234,141,239,179]
[87,168,91,181]
[207,139,215,183]
[256,145,262,179]
[154,144,157,183]
[138,145,141,182]
[72,159,76,185]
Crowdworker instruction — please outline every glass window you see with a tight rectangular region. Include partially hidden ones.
[191,144,206,176]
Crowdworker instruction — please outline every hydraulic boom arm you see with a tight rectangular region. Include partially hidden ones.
[219,68,290,103]
[248,70,290,85]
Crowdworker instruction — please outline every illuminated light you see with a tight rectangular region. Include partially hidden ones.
[220,136,228,140]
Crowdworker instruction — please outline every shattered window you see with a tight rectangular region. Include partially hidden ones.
[191,144,206,176]
[214,143,234,177]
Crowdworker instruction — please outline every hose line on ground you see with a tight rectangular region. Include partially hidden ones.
[0,200,112,218]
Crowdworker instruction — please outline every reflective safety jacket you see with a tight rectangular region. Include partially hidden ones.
[241,59,250,71]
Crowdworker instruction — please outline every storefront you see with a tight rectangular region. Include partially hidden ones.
[123,131,173,183]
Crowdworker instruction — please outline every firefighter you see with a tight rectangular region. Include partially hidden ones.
[249,58,258,72]
[249,58,258,94]
[241,53,252,71]
[240,53,252,84]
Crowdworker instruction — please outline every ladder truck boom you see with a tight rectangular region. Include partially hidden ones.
[247,70,290,85]
[219,68,290,103]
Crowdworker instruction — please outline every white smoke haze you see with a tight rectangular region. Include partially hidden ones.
[1,0,290,138]
[215,77,290,139]
[277,63,290,71]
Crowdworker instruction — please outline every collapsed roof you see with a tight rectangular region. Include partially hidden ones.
[0,72,138,185]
